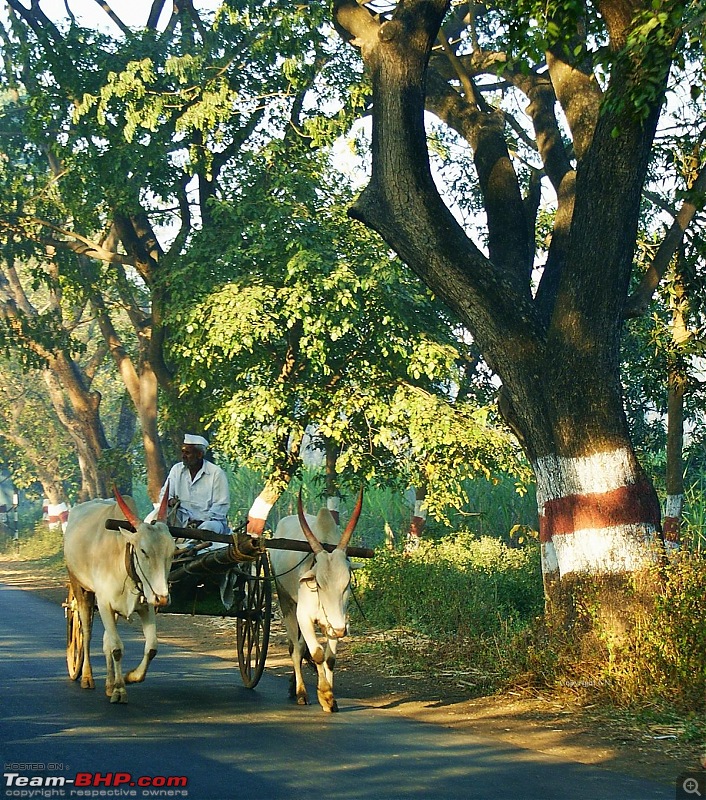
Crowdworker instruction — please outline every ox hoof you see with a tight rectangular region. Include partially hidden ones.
[296,695,309,706]
[317,690,337,713]
[125,671,145,684]
[80,678,95,690]
[110,689,128,704]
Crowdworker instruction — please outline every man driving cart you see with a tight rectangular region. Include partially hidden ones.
[148,434,230,542]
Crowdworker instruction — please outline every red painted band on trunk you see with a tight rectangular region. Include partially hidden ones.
[247,516,267,536]
[662,517,680,542]
[539,480,660,542]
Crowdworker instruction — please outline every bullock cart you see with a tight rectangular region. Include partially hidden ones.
[64,518,374,691]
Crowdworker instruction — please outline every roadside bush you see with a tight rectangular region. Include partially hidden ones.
[351,531,544,689]
[355,532,543,639]
[589,552,706,711]
[353,531,706,714]
[511,551,706,713]
[0,522,64,562]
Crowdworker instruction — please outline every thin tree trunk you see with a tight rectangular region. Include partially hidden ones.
[247,432,303,535]
[407,483,427,550]
[324,437,340,524]
[664,371,685,547]
[664,269,689,548]
[42,355,111,499]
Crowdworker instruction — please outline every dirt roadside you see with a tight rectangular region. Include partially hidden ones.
[1,554,702,788]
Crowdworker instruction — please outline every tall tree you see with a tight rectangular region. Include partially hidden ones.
[331,0,705,613]
[0,0,362,497]
[169,146,521,531]
[0,357,77,505]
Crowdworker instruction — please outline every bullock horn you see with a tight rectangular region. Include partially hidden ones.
[113,484,140,530]
[156,481,170,523]
[297,490,324,555]
[338,486,363,551]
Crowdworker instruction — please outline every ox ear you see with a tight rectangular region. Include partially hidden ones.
[119,528,139,546]
[299,568,316,584]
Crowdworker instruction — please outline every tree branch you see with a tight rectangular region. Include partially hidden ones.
[91,0,131,36]
[624,163,706,318]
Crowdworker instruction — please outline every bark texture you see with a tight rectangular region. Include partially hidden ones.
[333,0,677,609]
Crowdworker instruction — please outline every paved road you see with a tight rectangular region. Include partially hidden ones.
[0,583,672,800]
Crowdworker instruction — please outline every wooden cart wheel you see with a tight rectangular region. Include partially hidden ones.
[236,550,272,688]
[64,584,84,681]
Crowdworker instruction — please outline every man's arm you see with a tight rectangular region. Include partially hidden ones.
[206,466,230,522]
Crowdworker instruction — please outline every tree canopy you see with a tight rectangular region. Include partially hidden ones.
[0,0,528,519]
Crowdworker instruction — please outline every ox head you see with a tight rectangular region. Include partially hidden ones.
[297,488,363,639]
[114,485,175,607]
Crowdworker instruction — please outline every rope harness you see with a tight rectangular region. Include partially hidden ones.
[125,542,161,605]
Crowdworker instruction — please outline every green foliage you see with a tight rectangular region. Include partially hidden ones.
[679,477,706,553]
[166,143,516,511]
[0,521,63,563]
[348,529,543,691]
[577,556,706,711]
[355,532,543,639]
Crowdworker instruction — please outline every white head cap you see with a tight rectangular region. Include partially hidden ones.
[183,434,209,449]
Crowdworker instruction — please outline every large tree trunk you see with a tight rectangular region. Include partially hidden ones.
[42,355,111,499]
[333,0,671,616]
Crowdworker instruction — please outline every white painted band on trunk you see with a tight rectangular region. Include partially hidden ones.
[326,497,340,512]
[541,540,559,575]
[534,449,637,509]
[665,494,684,517]
[413,500,427,519]
[542,524,656,575]
[48,503,68,516]
[248,496,274,521]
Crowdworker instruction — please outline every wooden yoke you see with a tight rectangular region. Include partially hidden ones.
[104,519,375,559]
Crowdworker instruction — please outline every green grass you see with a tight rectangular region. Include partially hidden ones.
[0,522,64,562]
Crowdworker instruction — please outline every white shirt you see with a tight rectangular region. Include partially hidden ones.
[158,460,230,530]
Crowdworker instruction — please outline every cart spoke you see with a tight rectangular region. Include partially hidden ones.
[236,552,271,688]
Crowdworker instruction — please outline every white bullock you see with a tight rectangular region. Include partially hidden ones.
[270,490,362,712]
[63,488,175,704]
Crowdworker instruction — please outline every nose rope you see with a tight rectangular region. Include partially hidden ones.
[351,572,367,621]
[127,544,161,603]
[316,582,350,639]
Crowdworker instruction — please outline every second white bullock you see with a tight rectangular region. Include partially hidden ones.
[63,488,175,703]
[270,490,362,712]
